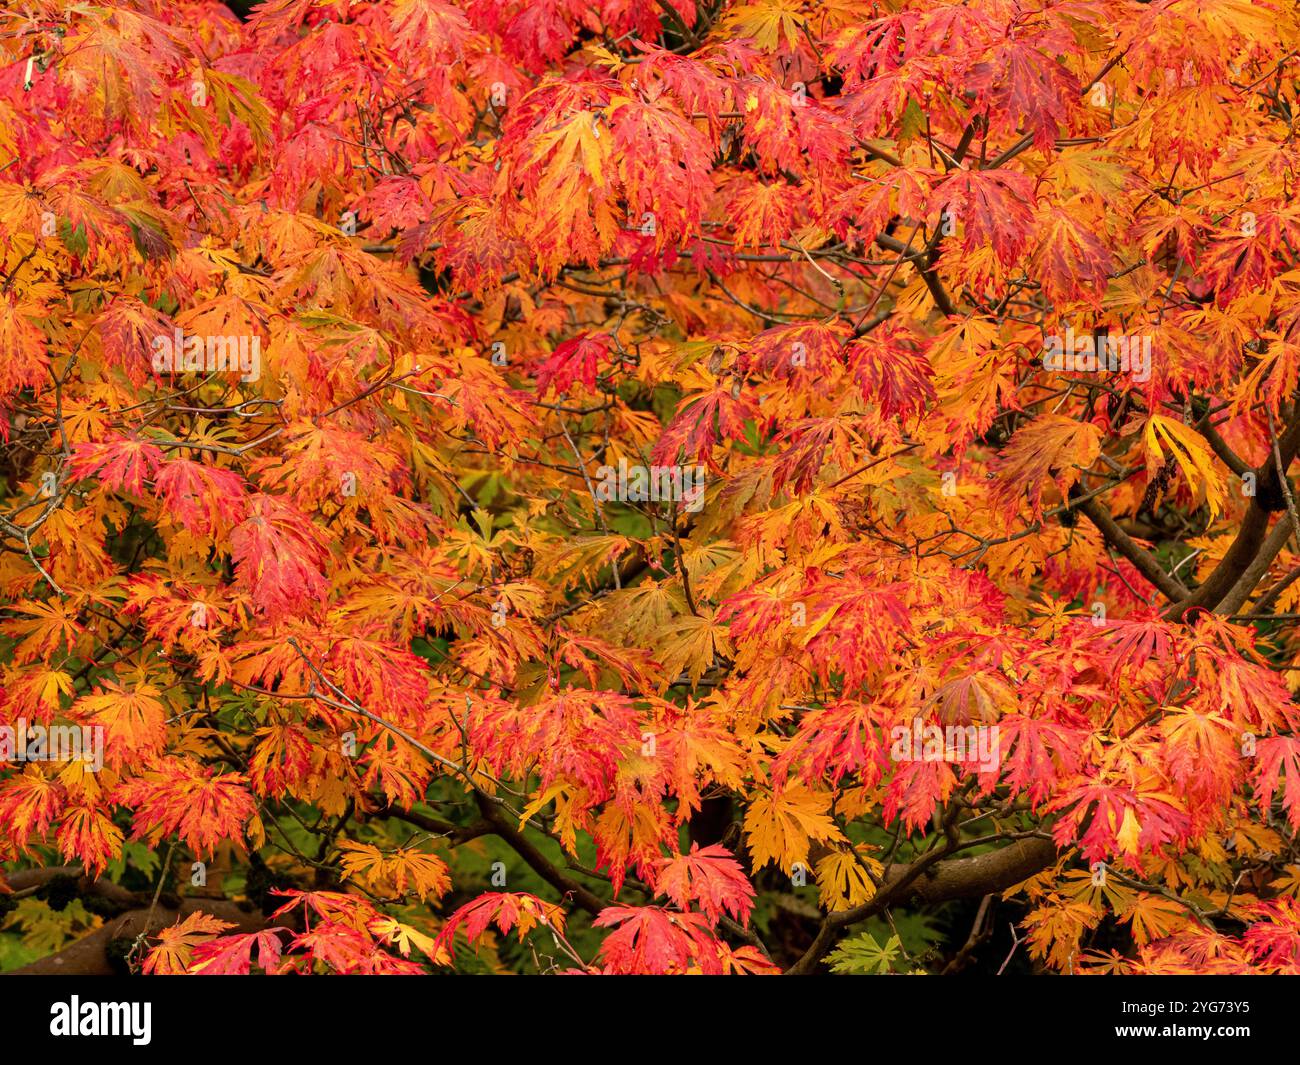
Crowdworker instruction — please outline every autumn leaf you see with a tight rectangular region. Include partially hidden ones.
[230,494,330,619]
[5,0,1300,982]
[654,610,733,687]
[930,169,1036,264]
[655,844,755,926]
[69,434,164,496]
[1031,205,1115,306]
[122,761,257,858]
[435,893,567,958]
[190,929,288,975]
[995,415,1102,516]
[367,915,447,964]
[338,840,451,902]
[815,849,881,912]
[744,785,845,873]
[143,912,235,975]
[592,905,724,975]
[533,332,612,395]
[56,804,124,877]
[723,0,807,52]
[72,680,168,769]
[154,459,249,535]
[1144,414,1228,518]
[1255,737,1300,830]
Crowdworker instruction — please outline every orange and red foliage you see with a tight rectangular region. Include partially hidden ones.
[2,0,1300,975]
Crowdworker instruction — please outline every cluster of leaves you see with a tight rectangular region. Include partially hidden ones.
[3,0,1300,975]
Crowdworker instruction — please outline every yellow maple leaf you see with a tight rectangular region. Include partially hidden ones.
[144,911,234,975]
[338,840,450,901]
[368,915,449,965]
[724,0,808,52]
[1144,414,1227,518]
[744,785,845,873]
[815,849,881,911]
[654,609,733,686]
[1119,893,1189,946]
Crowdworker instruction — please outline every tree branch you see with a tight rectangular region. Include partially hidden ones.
[1073,494,1190,601]
[1167,409,1300,619]
[5,897,267,975]
[784,836,1056,974]
[1213,516,1293,617]
[473,793,607,917]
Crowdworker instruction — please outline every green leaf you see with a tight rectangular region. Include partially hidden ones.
[826,931,902,974]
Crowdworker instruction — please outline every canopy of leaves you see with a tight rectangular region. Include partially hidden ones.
[3,0,1300,977]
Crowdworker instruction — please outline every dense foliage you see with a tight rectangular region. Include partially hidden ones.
[4,0,1300,975]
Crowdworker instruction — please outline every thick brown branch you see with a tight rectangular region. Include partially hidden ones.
[1214,516,1293,617]
[1195,415,1251,479]
[5,865,138,908]
[784,837,1056,974]
[473,793,607,917]
[1168,504,1270,618]
[6,897,266,976]
[1073,494,1190,601]
[884,837,1056,904]
[1167,411,1300,619]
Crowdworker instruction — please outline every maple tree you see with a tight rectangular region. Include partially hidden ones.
[3,0,1300,977]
